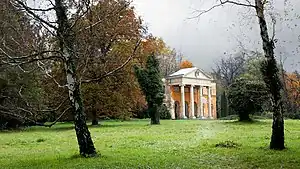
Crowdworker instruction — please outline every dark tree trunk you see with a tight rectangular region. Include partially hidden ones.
[55,0,97,157]
[221,91,228,117]
[270,104,285,149]
[150,104,160,125]
[92,110,99,125]
[238,112,251,122]
[255,0,285,150]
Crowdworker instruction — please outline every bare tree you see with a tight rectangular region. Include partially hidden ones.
[194,0,285,150]
[157,48,181,77]
[1,0,141,157]
[212,51,248,87]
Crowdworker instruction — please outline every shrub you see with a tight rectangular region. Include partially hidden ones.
[228,77,269,121]
[36,138,45,143]
[218,115,239,120]
[159,104,171,119]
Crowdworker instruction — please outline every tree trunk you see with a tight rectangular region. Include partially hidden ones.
[238,112,251,122]
[150,104,160,125]
[92,110,99,125]
[270,104,285,149]
[255,0,285,150]
[221,90,228,117]
[55,0,97,157]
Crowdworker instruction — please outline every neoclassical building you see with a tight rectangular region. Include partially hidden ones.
[163,67,217,119]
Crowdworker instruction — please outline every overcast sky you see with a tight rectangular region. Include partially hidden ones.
[132,0,300,72]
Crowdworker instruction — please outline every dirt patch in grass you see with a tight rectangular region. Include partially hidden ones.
[215,140,241,148]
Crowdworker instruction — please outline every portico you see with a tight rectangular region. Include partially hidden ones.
[163,67,217,119]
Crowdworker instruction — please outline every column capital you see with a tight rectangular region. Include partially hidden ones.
[179,84,185,87]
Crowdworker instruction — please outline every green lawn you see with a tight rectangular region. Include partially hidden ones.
[1,119,300,169]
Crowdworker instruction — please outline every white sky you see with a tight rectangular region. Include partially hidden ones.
[132,0,300,72]
[28,0,300,72]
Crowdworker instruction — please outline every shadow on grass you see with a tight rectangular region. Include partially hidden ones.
[70,151,103,159]
[0,122,140,133]
[88,123,139,128]
[221,119,269,125]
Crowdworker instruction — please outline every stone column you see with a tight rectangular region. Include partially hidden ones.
[190,85,195,119]
[199,86,204,119]
[208,86,212,119]
[180,84,187,119]
[196,86,200,118]
[166,85,176,120]
[170,99,176,120]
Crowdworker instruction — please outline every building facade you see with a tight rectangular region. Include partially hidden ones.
[163,67,217,119]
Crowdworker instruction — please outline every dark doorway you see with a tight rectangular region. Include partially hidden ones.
[185,101,189,118]
[174,101,180,119]
[194,102,198,117]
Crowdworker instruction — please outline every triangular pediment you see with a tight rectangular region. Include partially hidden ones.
[167,67,213,80]
[184,68,212,80]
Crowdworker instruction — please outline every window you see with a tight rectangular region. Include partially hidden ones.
[184,87,189,92]
[173,86,179,92]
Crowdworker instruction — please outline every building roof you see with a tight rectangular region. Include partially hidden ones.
[168,67,213,80]
[168,67,198,77]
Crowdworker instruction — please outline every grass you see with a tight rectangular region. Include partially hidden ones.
[1,119,300,169]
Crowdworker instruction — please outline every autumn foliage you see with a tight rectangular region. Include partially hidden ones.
[285,72,300,109]
[180,60,193,69]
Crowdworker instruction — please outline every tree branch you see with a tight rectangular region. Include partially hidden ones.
[0,48,61,61]
[14,0,58,30]
[270,14,276,42]
[0,48,64,67]
[22,6,56,12]
[18,85,68,113]
[219,0,257,8]
[77,1,130,33]
[70,0,91,30]
[37,61,68,88]
[36,97,69,113]
[81,39,141,84]
[1,97,69,127]
[190,0,257,18]
[44,106,71,128]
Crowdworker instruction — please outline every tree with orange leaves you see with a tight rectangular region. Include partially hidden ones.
[180,60,194,69]
[285,72,300,113]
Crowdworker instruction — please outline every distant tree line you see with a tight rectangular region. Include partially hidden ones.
[0,0,181,130]
[213,50,300,120]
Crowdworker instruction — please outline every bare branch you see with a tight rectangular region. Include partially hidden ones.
[0,47,64,67]
[81,39,142,84]
[18,86,31,108]
[23,6,55,12]
[14,0,58,30]
[219,0,257,8]
[80,56,90,77]
[44,106,71,128]
[77,1,129,33]
[0,48,61,60]
[70,0,91,29]
[36,97,69,113]
[190,0,257,18]
[18,84,68,113]
[37,61,68,88]
[0,105,39,125]
[47,0,55,7]
[270,14,276,42]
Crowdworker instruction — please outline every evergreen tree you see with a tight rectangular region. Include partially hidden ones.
[134,53,164,124]
[228,76,269,121]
